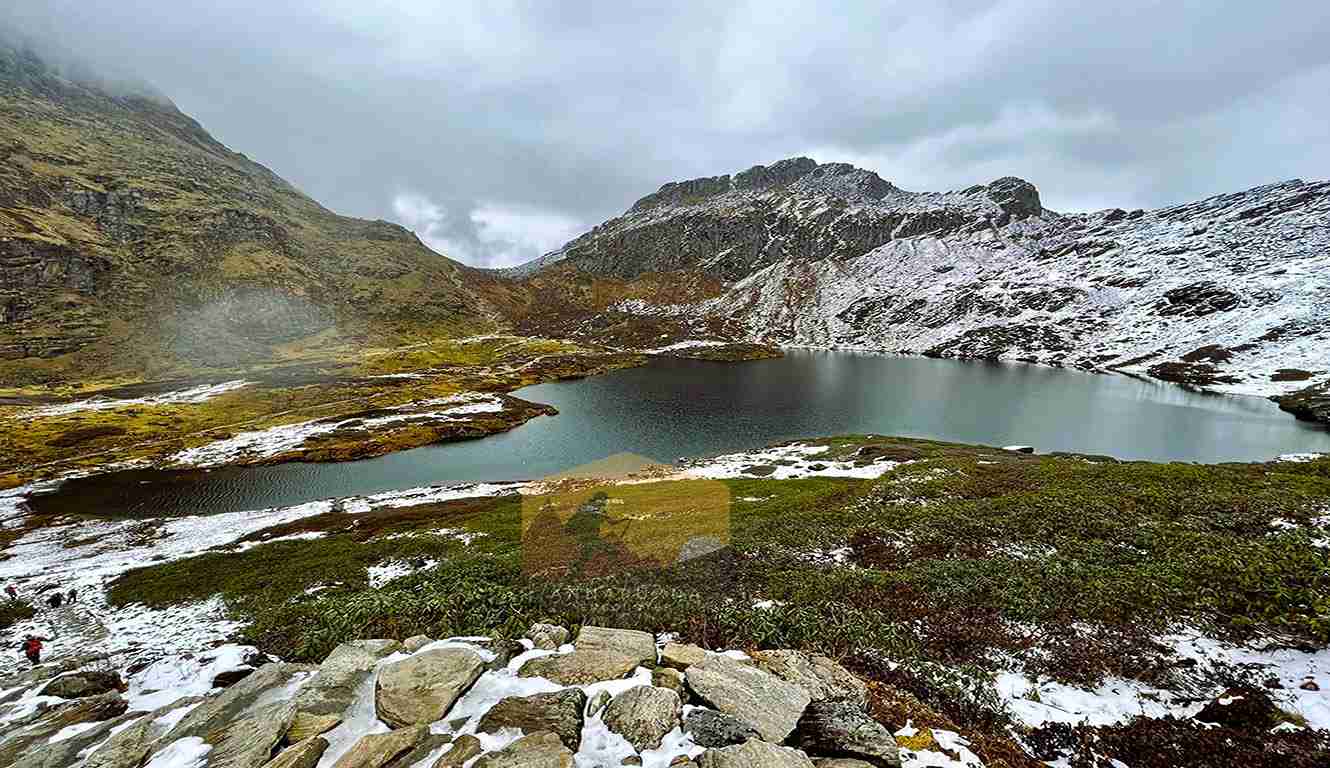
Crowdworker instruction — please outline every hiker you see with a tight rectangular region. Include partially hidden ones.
[4,584,15,601]
[66,588,77,604]
[46,592,63,609]
[20,636,45,665]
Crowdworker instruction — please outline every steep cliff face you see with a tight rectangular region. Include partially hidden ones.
[0,45,497,383]
[517,158,1330,408]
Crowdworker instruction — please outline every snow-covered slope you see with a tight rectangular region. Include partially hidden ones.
[519,158,1330,410]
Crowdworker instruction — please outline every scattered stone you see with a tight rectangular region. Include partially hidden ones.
[652,667,688,700]
[205,700,297,768]
[519,650,642,685]
[403,635,435,653]
[750,652,867,707]
[661,643,707,671]
[697,739,815,768]
[478,689,588,750]
[432,734,483,768]
[471,731,575,768]
[288,712,343,742]
[685,655,810,742]
[39,670,124,699]
[264,737,329,768]
[683,709,762,749]
[602,685,682,751]
[587,690,613,716]
[376,648,485,727]
[793,701,900,768]
[575,626,657,667]
[527,623,571,651]
[332,725,428,768]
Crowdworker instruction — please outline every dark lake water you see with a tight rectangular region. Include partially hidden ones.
[31,351,1330,517]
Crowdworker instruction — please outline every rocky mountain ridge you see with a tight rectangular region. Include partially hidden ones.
[514,158,1330,415]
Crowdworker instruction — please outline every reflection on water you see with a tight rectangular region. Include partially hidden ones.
[31,351,1330,518]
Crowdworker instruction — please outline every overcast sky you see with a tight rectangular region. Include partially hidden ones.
[6,1,1330,267]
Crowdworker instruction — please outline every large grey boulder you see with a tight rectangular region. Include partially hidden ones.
[697,740,815,768]
[205,700,298,768]
[375,648,484,727]
[518,650,642,685]
[575,626,657,667]
[682,709,761,749]
[749,652,867,708]
[263,737,329,768]
[472,732,575,768]
[685,655,810,742]
[793,702,900,768]
[38,670,124,699]
[331,725,428,768]
[477,689,587,750]
[526,623,570,651]
[602,686,682,751]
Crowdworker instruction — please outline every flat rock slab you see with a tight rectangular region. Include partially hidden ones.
[575,626,657,667]
[332,725,428,768]
[793,702,900,768]
[660,643,707,671]
[749,652,867,707]
[519,649,642,685]
[376,648,484,727]
[472,732,575,768]
[697,740,815,768]
[683,709,762,749]
[166,663,314,742]
[602,685,682,751]
[264,736,329,768]
[478,689,588,750]
[685,655,810,743]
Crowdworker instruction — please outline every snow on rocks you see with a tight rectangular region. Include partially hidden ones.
[682,444,905,480]
[28,380,250,418]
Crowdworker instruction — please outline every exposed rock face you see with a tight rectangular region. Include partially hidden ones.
[471,732,575,768]
[685,655,811,742]
[0,692,128,766]
[165,663,314,743]
[513,157,1330,415]
[205,700,296,768]
[39,670,124,699]
[478,689,588,750]
[602,686,682,751]
[264,737,329,768]
[375,648,485,727]
[749,652,867,708]
[682,709,762,749]
[793,702,900,768]
[80,696,207,768]
[696,739,815,768]
[332,725,428,768]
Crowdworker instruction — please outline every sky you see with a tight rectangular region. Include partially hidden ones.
[5,1,1330,267]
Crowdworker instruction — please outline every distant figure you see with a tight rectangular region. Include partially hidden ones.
[4,585,15,600]
[66,588,77,604]
[46,592,63,609]
[21,636,44,665]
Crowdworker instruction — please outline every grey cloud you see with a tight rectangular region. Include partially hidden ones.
[4,1,1329,266]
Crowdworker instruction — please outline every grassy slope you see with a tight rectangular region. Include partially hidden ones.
[0,45,497,386]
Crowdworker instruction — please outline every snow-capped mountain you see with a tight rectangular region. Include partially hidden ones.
[514,158,1330,418]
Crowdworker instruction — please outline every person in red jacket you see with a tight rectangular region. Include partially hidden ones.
[21,636,44,665]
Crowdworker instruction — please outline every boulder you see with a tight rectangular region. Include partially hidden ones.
[205,701,297,768]
[0,692,128,767]
[287,712,342,742]
[749,652,866,708]
[165,663,315,743]
[478,689,588,750]
[527,623,571,651]
[602,686,682,751]
[660,643,706,671]
[519,650,642,685]
[403,635,435,653]
[652,667,688,700]
[433,734,483,768]
[472,732,575,768]
[697,740,815,768]
[332,725,428,768]
[685,655,809,742]
[375,648,484,727]
[683,709,761,749]
[793,702,899,768]
[575,626,657,668]
[264,737,329,768]
[39,670,124,699]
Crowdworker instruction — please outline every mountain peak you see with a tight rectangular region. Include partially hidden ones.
[628,157,897,212]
